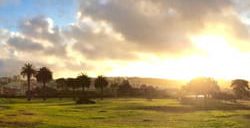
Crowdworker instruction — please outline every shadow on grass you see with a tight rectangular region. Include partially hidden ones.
[132,99,250,113]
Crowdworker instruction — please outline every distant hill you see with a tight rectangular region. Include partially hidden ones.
[107,77,233,89]
[107,77,187,89]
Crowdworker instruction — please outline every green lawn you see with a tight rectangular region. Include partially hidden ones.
[0,98,249,128]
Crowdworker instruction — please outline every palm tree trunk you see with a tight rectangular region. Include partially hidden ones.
[43,81,46,101]
[82,86,85,98]
[27,76,31,101]
[59,89,62,100]
[101,86,103,100]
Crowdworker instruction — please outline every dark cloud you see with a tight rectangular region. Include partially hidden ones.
[7,36,44,51]
[18,16,67,56]
[19,16,62,44]
[78,0,247,53]
[65,22,138,60]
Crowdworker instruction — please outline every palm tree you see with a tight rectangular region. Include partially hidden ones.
[36,67,53,101]
[94,76,108,100]
[55,78,66,100]
[231,79,249,99]
[77,73,91,97]
[21,63,36,101]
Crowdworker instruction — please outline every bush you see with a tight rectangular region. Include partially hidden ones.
[76,97,96,104]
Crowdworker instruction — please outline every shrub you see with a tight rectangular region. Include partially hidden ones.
[76,97,96,104]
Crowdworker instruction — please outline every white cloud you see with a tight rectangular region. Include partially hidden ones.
[1,0,250,78]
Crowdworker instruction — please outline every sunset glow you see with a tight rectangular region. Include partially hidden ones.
[0,0,250,80]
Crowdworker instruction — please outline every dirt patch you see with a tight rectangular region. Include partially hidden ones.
[143,119,153,122]
[0,120,40,127]
[21,112,35,116]
[99,110,107,113]
[0,105,10,110]
[90,116,106,119]
[213,113,238,118]
[180,99,250,111]
[18,110,35,116]
[243,114,250,119]
[133,106,195,113]
[18,109,25,112]
[5,114,17,117]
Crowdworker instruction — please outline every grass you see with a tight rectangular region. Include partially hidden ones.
[0,98,249,128]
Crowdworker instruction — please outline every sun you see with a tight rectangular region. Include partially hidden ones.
[190,34,234,55]
[108,23,249,80]
[108,34,238,80]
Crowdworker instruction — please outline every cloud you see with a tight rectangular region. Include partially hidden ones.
[18,16,68,57]
[78,0,248,53]
[0,58,23,76]
[8,36,44,51]
[19,16,61,43]
[1,0,250,78]
[65,17,138,60]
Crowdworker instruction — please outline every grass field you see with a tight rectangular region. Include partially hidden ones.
[0,98,249,128]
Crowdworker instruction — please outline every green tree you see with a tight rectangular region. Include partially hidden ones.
[231,79,249,99]
[66,78,79,100]
[110,78,123,97]
[117,80,132,96]
[55,78,67,100]
[184,77,220,99]
[77,73,91,95]
[94,76,108,100]
[36,67,53,101]
[110,82,119,98]
[21,63,36,101]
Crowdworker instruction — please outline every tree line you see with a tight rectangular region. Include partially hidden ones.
[20,63,250,103]
[20,63,163,102]
[180,77,250,102]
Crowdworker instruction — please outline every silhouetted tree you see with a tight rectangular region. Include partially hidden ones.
[110,81,119,98]
[184,77,220,99]
[36,67,53,101]
[77,73,91,96]
[110,78,123,98]
[231,79,249,99]
[55,78,67,100]
[140,84,147,97]
[140,84,155,100]
[20,63,36,101]
[94,76,108,100]
[66,78,79,100]
[117,80,132,96]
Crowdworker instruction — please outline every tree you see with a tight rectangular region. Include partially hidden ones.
[110,81,119,98]
[110,78,123,98]
[140,84,155,100]
[117,80,132,96]
[77,73,91,96]
[184,77,220,99]
[66,78,79,100]
[94,76,108,100]
[36,67,53,101]
[231,79,249,99]
[55,78,67,100]
[20,63,36,101]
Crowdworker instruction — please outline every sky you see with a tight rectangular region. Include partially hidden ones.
[1,0,250,80]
